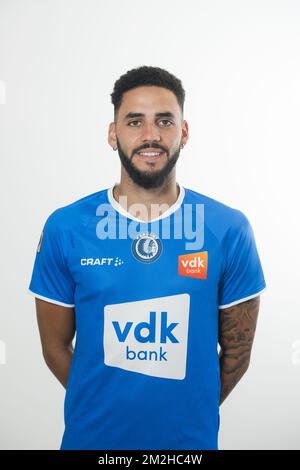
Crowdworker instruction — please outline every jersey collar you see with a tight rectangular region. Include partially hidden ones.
[107,182,185,223]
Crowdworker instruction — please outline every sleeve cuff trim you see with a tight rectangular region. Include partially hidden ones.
[218,286,267,309]
[28,289,75,308]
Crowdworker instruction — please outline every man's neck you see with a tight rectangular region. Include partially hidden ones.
[112,174,179,222]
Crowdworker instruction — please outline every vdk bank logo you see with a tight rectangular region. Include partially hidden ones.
[103,294,190,380]
[178,251,208,279]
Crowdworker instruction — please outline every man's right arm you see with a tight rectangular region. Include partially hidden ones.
[35,298,76,389]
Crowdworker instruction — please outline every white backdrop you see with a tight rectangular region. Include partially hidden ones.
[0,0,299,450]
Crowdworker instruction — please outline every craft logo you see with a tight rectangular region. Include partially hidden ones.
[80,257,124,267]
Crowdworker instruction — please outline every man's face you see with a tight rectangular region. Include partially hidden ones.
[109,86,188,189]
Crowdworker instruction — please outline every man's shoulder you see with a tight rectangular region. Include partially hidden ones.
[184,186,251,233]
[42,187,109,232]
[185,188,246,223]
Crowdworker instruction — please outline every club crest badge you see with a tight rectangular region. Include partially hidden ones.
[131,232,163,263]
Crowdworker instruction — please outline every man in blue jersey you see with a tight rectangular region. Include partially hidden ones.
[28,66,266,450]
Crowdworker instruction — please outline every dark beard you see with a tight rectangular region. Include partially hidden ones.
[115,137,181,189]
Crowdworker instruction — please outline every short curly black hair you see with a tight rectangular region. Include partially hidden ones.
[110,65,185,120]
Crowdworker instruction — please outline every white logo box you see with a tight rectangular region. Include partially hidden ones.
[104,293,190,380]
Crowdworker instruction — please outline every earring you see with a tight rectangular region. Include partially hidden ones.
[180,143,185,149]
[113,146,117,151]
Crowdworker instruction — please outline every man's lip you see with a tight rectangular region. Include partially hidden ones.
[137,149,165,154]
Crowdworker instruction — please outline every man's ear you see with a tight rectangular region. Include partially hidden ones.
[108,121,117,149]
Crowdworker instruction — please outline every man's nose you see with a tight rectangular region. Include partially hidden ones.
[140,123,161,142]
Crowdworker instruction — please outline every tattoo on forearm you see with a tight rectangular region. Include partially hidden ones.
[218,296,260,404]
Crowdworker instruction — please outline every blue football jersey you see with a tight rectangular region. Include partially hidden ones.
[28,184,266,450]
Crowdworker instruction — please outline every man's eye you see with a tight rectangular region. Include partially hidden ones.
[128,121,141,127]
[128,120,173,127]
[159,119,173,126]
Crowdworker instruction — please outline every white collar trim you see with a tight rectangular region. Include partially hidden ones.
[107,183,185,223]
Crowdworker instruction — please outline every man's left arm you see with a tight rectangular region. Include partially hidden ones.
[218,296,260,405]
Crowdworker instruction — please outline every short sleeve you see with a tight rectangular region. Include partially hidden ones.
[28,211,75,307]
[218,211,266,309]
